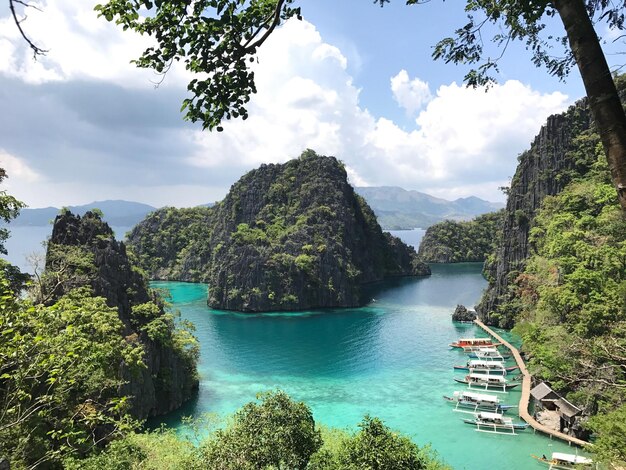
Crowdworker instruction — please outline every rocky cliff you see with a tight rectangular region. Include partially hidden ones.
[127,206,215,282]
[43,211,198,418]
[476,100,593,327]
[206,151,430,311]
[128,151,430,312]
[417,211,504,263]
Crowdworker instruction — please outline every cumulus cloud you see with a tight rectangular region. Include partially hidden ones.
[0,151,41,182]
[0,8,571,207]
[390,70,432,115]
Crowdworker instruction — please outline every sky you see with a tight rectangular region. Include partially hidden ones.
[0,0,622,208]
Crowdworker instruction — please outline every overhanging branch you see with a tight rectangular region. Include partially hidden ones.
[9,0,48,58]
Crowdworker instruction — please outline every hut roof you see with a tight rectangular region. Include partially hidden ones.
[556,398,582,419]
[530,382,558,401]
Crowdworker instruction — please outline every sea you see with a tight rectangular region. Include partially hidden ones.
[3,226,587,469]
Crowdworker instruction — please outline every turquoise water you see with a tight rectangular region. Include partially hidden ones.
[153,264,584,470]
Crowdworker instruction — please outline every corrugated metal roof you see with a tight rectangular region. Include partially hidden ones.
[556,398,582,418]
[530,382,558,400]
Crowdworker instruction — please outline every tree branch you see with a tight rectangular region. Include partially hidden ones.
[9,0,48,59]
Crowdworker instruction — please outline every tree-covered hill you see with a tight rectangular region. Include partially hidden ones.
[417,210,504,263]
[128,151,430,312]
[466,78,626,463]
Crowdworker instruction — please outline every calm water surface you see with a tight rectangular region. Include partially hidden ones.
[154,264,581,470]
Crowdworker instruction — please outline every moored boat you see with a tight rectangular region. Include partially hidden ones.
[467,348,510,361]
[531,452,595,469]
[449,337,499,349]
[463,411,528,434]
[453,359,519,375]
[454,372,519,392]
[443,390,516,413]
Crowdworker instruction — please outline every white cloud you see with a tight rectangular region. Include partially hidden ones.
[0,0,190,88]
[390,69,432,115]
[1,151,41,183]
[188,19,569,203]
[1,10,572,207]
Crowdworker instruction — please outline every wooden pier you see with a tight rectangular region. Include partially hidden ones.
[473,319,590,448]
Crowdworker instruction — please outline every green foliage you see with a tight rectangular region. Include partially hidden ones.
[232,223,269,245]
[0,168,26,255]
[64,428,198,470]
[418,210,504,263]
[95,0,302,130]
[0,283,142,468]
[500,147,626,458]
[127,206,215,283]
[77,391,449,470]
[587,404,626,465]
[335,416,439,470]
[199,390,322,469]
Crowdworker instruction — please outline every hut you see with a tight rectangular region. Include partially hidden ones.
[530,382,582,434]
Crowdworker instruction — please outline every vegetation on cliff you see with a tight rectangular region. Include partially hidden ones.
[128,206,215,282]
[509,151,626,462]
[417,211,504,263]
[129,150,429,312]
[468,80,626,464]
[0,209,199,468]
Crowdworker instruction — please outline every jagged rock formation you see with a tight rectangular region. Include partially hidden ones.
[452,304,476,322]
[476,100,593,327]
[207,152,430,311]
[43,211,198,418]
[128,151,430,312]
[417,211,504,263]
[127,206,215,282]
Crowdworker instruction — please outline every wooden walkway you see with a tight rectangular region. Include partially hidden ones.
[473,319,590,448]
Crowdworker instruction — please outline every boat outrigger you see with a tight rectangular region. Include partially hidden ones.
[467,348,510,361]
[453,360,519,375]
[463,411,529,434]
[443,390,516,414]
[449,337,499,349]
[454,373,519,392]
[531,452,595,469]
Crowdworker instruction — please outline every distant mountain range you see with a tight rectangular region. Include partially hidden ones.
[9,200,158,227]
[9,188,502,230]
[354,186,504,229]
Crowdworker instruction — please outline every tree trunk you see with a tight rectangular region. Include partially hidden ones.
[554,0,626,211]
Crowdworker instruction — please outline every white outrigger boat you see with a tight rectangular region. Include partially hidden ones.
[467,347,510,361]
[443,390,516,414]
[463,411,529,434]
[454,372,519,392]
[531,452,595,469]
[453,359,519,375]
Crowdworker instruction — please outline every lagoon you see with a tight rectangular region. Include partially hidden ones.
[154,263,580,470]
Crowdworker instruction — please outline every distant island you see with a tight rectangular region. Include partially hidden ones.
[128,150,431,312]
[8,200,158,227]
[355,186,503,230]
[10,190,501,231]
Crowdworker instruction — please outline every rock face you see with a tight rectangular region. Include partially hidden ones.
[476,100,593,327]
[417,211,504,263]
[128,151,430,312]
[206,152,430,311]
[452,304,476,322]
[44,211,198,418]
[127,206,215,282]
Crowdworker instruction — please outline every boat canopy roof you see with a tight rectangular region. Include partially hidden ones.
[462,391,499,402]
[468,373,506,382]
[458,338,493,343]
[476,347,500,353]
[476,411,503,419]
[551,453,593,464]
[468,360,505,368]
